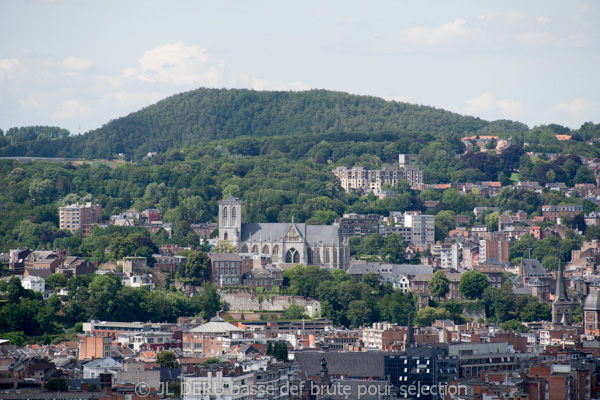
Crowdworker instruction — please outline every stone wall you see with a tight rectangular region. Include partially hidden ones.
[219,290,319,314]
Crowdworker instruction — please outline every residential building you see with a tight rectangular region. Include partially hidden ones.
[403,211,435,248]
[478,236,509,264]
[362,322,405,350]
[332,165,423,193]
[79,334,112,360]
[242,267,283,290]
[20,275,45,293]
[473,264,503,289]
[210,253,244,286]
[334,213,380,238]
[431,242,459,269]
[153,254,186,273]
[59,202,102,236]
[191,222,218,238]
[542,204,583,220]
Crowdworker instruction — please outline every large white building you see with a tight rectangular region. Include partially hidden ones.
[219,195,349,269]
[21,275,45,293]
[399,211,435,248]
[333,165,423,193]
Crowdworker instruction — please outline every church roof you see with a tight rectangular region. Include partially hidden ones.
[584,288,600,311]
[554,263,570,303]
[521,258,550,278]
[188,316,245,334]
[240,223,341,244]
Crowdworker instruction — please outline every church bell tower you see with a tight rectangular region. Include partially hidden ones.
[219,195,242,248]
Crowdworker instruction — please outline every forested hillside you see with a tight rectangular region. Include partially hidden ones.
[0,88,530,159]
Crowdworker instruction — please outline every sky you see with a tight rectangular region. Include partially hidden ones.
[0,0,599,136]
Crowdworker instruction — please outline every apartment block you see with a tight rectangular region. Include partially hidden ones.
[59,202,102,236]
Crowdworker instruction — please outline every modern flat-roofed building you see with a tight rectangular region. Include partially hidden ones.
[59,202,102,236]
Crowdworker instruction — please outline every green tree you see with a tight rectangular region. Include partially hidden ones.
[196,283,221,320]
[485,212,499,232]
[500,319,530,333]
[274,341,289,362]
[212,240,238,253]
[180,251,211,283]
[156,351,180,368]
[347,300,374,328]
[428,271,450,299]
[282,304,306,320]
[435,210,456,241]
[459,271,489,299]
[416,306,451,327]
[45,378,68,392]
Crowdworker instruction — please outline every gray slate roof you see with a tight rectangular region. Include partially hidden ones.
[240,223,341,244]
[347,262,432,276]
[294,352,388,379]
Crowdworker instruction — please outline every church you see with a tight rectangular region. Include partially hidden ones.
[218,195,349,269]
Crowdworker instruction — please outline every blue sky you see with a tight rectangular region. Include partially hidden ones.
[1,0,598,135]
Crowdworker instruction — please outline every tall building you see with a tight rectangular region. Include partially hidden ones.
[403,211,435,248]
[59,202,102,236]
[219,195,349,269]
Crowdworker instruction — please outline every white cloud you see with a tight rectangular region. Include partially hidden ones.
[52,99,92,120]
[125,41,226,86]
[555,97,600,120]
[536,16,551,25]
[370,19,471,49]
[62,56,93,71]
[517,31,554,47]
[459,92,524,119]
[251,79,310,92]
[0,58,24,86]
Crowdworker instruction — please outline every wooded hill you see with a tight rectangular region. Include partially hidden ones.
[0,88,530,160]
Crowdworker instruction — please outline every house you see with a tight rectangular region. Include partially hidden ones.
[241,267,283,290]
[411,270,463,308]
[210,253,245,286]
[20,275,45,293]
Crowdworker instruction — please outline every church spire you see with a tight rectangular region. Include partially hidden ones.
[554,260,569,303]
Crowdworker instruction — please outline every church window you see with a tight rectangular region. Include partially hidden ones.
[252,244,259,253]
[232,207,237,226]
[286,248,300,264]
[325,248,330,264]
[262,245,270,255]
[241,244,249,253]
[222,207,228,226]
[307,248,313,265]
